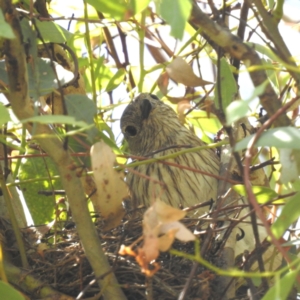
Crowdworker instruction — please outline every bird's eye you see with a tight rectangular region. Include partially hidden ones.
[125,125,137,137]
[150,94,159,100]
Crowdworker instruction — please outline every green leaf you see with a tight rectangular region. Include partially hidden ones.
[246,79,269,101]
[225,80,268,125]
[20,18,37,58]
[281,239,300,247]
[262,269,298,300]
[98,130,120,152]
[28,58,74,96]
[65,94,98,141]
[187,110,222,135]
[86,0,150,20]
[0,58,74,98]
[22,95,98,141]
[0,281,25,300]
[21,115,89,128]
[65,94,97,124]
[225,100,249,125]
[279,149,300,183]
[215,58,237,110]
[235,127,300,151]
[35,20,73,43]
[18,149,62,225]
[85,0,127,20]
[129,0,151,14]
[0,104,11,126]
[84,57,114,93]
[263,58,279,91]
[105,68,126,92]
[271,192,300,239]
[246,42,280,62]
[0,9,15,39]
[233,184,279,204]
[159,0,192,40]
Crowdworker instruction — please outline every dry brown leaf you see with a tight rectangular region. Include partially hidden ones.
[177,99,191,123]
[152,199,186,223]
[37,243,48,258]
[166,57,213,87]
[158,228,178,251]
[90,141,126,230]
[140,226,160,262]
[143,200,195,253]
[157,72,170,95]
[119,200,195,276]
[160,222,195,242]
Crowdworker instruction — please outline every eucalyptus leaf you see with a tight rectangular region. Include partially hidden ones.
[159,0,192,40]
[21,115,88,128]
[281,239,300,247]
[0,58,74,98]
[215,58,237,110]
[65,94,98,141]
[0,9,15,39]
[187,110,222,135]
[233,184,279,204]
[20,18,37,58]
[0,103,11,125]
[65,94,97,124]
[105,68,126,92]
[29,58,74,95]
[246,42,280,62]
[0,281,25,300]
[35,20,73,43]
[225,100,249,125]
[226,80,269,125]
[263,58,279,91]
[18,149,62,225]
[279,148,299,183]
[245,79,269,102]
[262,269,298,300]
[271,192,300,239]
[129,0,151,14]
[85,0,127,20]
[235,127,300,151]
[85,57,113,93]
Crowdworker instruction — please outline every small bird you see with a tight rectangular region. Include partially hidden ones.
[120,93,219,215]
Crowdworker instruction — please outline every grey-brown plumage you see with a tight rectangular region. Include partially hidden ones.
[121,93,219,215]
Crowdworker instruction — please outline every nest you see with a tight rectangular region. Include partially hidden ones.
[2,214,233,300]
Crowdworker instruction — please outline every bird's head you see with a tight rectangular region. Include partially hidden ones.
[120,93,181,155]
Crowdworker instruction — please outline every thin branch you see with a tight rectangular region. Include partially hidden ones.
[243,96,300,265]
[0,2,126,299]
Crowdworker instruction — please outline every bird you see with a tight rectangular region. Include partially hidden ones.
[120,93,219,216]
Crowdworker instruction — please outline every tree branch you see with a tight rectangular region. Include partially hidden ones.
[0,1,126,299]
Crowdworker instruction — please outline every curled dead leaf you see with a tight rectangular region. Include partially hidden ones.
[160,221,195,242]
[158,228,178,251]
[152,199,186,222]
[157,72,169,96]
[177,99,192,123]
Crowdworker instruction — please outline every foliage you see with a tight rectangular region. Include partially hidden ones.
[0,0,300,299]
